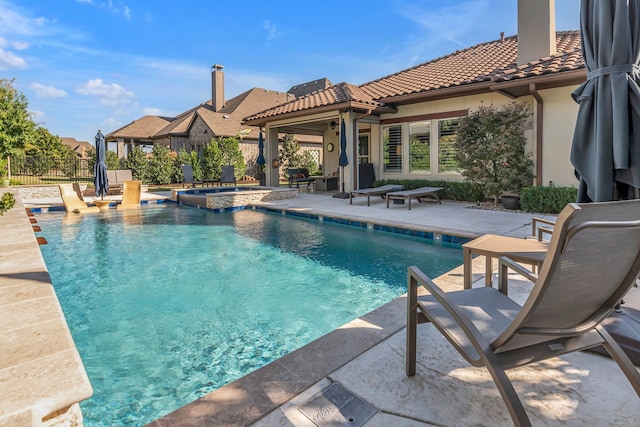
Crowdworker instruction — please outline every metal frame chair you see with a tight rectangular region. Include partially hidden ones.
[407,199,640,426]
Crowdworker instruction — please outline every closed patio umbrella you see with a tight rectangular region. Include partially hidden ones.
[256,129,265,166]
[571,0,640,202]
[94,130,109,200]
[571,0,640,364]
[332,119,350,198]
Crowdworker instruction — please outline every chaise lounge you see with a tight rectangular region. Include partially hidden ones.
[58,183,100,214]
[349,184,404,206]
[385,186,444,210]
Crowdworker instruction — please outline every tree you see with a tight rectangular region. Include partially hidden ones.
[121,146,149,181]
[202,141,223,181]
[145,145,174,184]
[0,79,33,177]
[175,149,202,183]
[454,102,534,204]
[279,133,300,169]
[217,134,246,179]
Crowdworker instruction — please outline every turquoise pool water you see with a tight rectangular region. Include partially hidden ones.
[37,205,462,426]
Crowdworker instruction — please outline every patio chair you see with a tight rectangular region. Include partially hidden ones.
[58,183,100,213]
[407,199,640,427]
[117,180,142,210]
[182,164,203,188]
[220,165,236,186]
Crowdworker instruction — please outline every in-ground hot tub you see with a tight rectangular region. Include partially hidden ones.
[171,186,298,210]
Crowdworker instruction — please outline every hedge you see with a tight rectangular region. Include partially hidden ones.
[520,186,578,214]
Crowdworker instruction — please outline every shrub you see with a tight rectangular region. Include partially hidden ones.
[520,186,578,214]
[454,102,534,203]
[145,145,174,184]
[0,192,15,215]
[121,146,149,182]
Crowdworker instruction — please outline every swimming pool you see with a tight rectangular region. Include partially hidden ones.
[37,205,462,426]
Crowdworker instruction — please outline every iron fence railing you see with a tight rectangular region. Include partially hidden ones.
[9,155,93,185]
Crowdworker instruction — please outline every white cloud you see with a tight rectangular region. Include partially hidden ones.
[143,107,163,115]
[102,117,121,130]
[77,78,135,106]
[263,20,282,41]
[76,0,93,4]
[0,1,50,37]
[0,47,27,70]
[123,6,131,20]
[30,109,46,121]
[29,82,68,99]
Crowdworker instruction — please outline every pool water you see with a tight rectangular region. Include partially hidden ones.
[37,205,462,426]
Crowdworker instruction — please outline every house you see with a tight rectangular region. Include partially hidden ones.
[105,65,323,176]
[60,137,93,158]
[243,0,586,191]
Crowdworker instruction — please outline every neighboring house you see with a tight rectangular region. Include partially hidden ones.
[244,0,586,191]
[60,137,93,158]
[105,66,323,175]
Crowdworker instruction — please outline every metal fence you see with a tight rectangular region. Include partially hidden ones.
[9,155,93,185]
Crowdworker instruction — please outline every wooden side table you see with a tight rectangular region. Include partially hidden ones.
[462,234,548,289]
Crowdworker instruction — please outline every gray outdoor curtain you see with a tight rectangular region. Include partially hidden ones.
[571,0,640,202]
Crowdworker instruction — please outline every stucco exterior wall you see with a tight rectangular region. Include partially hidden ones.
[539,85,580,187]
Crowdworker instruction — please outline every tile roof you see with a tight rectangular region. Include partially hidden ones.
[244,30,584,124]
[245,82,396,122]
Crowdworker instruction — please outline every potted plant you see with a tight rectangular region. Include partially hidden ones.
[454,102,534,208]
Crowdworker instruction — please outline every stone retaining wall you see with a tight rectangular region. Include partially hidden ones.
[205,188,297,210]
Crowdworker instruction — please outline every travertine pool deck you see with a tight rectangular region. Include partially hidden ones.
[3,189,639,426]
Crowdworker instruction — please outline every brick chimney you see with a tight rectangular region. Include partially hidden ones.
[212,64,224,111]
[517,0,557,65]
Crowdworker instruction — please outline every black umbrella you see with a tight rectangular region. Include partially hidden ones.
[256,128,265,166]
[571,0,640,365]
[94,130,109,200]
[571,0,640,202]
[333,118,350,198]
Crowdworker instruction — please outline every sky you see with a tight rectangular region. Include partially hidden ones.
[0,0,581,145]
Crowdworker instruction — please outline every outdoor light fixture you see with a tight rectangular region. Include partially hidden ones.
[329,120,337,129]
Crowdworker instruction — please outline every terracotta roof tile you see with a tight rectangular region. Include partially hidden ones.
[244,30,584,123]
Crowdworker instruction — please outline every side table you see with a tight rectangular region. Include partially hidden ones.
[462,234,548,289]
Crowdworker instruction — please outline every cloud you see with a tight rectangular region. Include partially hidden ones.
[29,82,68,99]
[143,107,163,115]
[30,109,46,121]
[77,78,135,106]
[263,20,282,41]
[0,1,51,37]
[102,117,121,129]
[76,0,93,4]
[0,47,27,70]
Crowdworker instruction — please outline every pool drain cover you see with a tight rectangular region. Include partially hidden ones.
[297,383,377,427]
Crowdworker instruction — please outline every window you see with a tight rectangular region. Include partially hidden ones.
[438,119,460,173]
[383,125,402,172]
[409,121,430,173]
[358,134,370,164]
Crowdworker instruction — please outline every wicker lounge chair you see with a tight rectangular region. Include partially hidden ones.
[349,184,404,206]
[407,199,640,427]
[385,186,444,210]
[117,180,142,210]
[58,183,100,213]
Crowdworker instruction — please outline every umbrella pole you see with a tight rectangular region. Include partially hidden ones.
[332,165,350,199]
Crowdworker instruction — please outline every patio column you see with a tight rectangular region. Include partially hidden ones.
[266,126,280,186]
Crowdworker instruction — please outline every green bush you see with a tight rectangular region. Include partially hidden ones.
[121,146,149,182]
[0,192,15,215]
[520,186,578,214]
[373,179,484,202]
